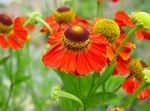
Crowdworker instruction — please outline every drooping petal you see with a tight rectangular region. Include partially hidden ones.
[7,34,23,49]
[42,43,66,69]
[135,29,144,40]
[0,34,8,48]
[115,11,135,27]
[14,17,27,42]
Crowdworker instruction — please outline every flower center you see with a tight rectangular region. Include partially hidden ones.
[63,25,90,51]
[93,19,120,43]
[129,59,148,81]
[57,6,70,13]
[0,14,13,33]
[54,6,75,24]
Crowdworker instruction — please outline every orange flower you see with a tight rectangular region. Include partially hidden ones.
[114,11,150,40]
[122,59,150,100]
[42,25,108,75]
[0,14,27,49]
[93,18,135,75]
[40,6,92,33]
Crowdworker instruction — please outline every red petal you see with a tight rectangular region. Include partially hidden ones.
[42,44,65,69]
[59,50,77,73]
[115,62,129,75]
[122,78,137,94]
[115,11,135,27]
[142,31,150,40]
[14,17,27,41]
[0,34,8,48]
[7,34,23,49]
[135,30,144,40]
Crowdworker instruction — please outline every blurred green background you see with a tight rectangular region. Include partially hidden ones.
[0,0,150,111]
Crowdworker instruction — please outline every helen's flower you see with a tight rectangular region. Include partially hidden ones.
[42,25,108,75]
[93,19,135,75]
[41,6,92,33]
[0,14,27,49]
[122,59,150,100]
[114,11,150,40]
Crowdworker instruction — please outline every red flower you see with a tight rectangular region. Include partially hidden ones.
[0,14,27,49]
[122,78,150,100]
[122,59,150,100]
[111,0,119,3]
[114,11,150,40]
[42,25,108,75]
[41,6,92,33]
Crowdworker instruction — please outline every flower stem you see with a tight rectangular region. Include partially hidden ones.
[23,12,52,35]
[3,49,14,111]
[60,91,84,111]
[96,2,100,17]
[111,24,142,64]
[35,17,52,35]
[122,82,149,109]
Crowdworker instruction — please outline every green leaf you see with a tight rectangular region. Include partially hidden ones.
[0,56,10,65]
[84,92,121,108]
[14,75,31,85]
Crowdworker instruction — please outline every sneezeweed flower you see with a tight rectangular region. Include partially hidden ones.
[115,11,150,40]
[41,6,92,33]
[42,25,108,75]
[0,14,27,49]
[122,59,150,100]
[93,19,135,75]
[109,107,124,111]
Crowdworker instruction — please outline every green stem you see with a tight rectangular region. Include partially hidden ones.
[118,0,126,10]
[96,2,100,17]
[26,43,43,111]
[23,17,31,27]
[35,17,52,35]
[111,24,142,64]
[96,1,103,17]
[3,49,14,111]
[122,82,149,109]
[23,12,52,35]
[60,91,84,111]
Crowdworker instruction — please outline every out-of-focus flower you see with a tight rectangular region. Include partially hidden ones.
[40,6,92,33]
[109,107,124,111]
[115,11,150,40]
[111,0,119,3]
[42,25,108,76]
[96,0,119,3]
[0,14,27,49]
[93,19,135,75]
[122,59,150,100]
